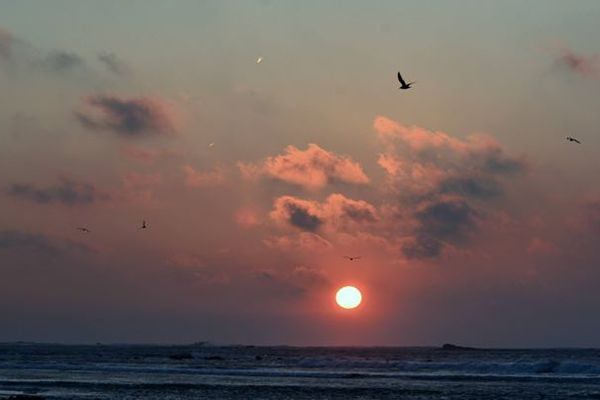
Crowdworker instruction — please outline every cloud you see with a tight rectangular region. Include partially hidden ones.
[240,144,369,190]
[97,52,129,75]
[374,116,525,259]
[271,196,323,232]
[122,172,161,187]
[39,50,85,73]
[374,117,526,197]
[234,208,261,228]
[7,178,105,206]
[527,237,558,256]
[254,265,330,297]
[0,230,61,257]
[555,47,599,78]
[402,197,477,259]
[76,95,178,136]
[0,230,93,258]
[182,166,226,187]
[264,232,332,253]
[117,172,161,205]
[270,194,378,233]
[0,27,12,60]
[438,175,503,199]
[583,199,600,236]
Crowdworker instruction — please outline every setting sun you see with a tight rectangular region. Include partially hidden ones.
[335,286,362,309]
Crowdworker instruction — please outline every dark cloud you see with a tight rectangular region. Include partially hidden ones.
[0,230,62,257]
[7,178,104,206]
[271,196,323,232]
[480,152,526,176]
[270,194,377,233]
[76,95,177,136]
[402,233,443,259]
[0,27,12,60]
[375,116,526,258]
[584,200,600,236]
[97,52,129,75]
[287,203,323,232]
[403,198,477,259]
[338,200,378,223]
[254,266,329,298]
[555,47,599,79]
[439,175,503,200]
[39,50,85,72]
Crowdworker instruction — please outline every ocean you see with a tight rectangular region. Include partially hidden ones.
[1,344,599,399]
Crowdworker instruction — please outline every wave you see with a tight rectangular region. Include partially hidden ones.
[1,361,600,383]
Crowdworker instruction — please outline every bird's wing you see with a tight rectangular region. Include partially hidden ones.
[397,72,407,85]
[574,139,581,143]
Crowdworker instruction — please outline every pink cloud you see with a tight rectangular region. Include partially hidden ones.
[115,172,162,205]
[270,194,378,233]
[182,166,226,187]
[374,116,512,158]
[241,144,369,190]
[527,237,558,256]
[373,116,526,259]
[374,116,525,197]
[234,208,261,228]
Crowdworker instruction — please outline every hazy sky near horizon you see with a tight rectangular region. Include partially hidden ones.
[2,0,600,346]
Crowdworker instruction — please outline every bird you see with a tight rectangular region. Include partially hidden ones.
[139,220,147,230]
[256,56,263,64]
[344,256,361,261]
[76,227,91,233]
[208,142,215,148]
[566,136,581,144]
[397,72,414,90]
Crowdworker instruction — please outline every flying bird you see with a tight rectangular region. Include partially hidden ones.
[208,142,215,148]
[139,220,147,230]
[566,136,581,144]
[344,256,361,261]
[256,56,263,64]
[76,227,91,233]
[397,72,414,90]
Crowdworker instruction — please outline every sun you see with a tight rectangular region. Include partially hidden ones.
[335,286,362,309]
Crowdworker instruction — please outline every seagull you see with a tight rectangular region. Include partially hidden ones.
[344,256,361,261]
[208,142,215,148]
[566,136,581,144]
[139,220,147,230]
[76,227,91,233]
[256,56,263,64]
[397,72,414,90]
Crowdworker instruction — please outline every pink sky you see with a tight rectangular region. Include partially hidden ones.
[1,1,600,346]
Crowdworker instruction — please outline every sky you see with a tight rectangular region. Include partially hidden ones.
[1,0,600,347]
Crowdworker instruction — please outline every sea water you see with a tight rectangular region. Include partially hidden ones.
[1,344,599,399]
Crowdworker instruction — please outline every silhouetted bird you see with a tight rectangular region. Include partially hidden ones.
[76,227,91,233]
[139,220,147,230]
[344,256,361,261]
[566,136,581,144]
[397,72,414,90]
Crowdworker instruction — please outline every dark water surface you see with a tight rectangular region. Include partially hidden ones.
[1,344,600,399]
